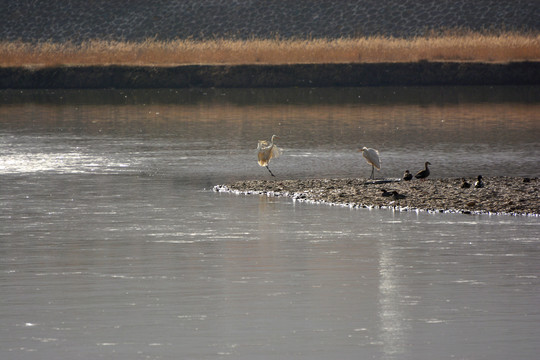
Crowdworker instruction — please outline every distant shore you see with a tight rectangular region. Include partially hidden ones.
[2,61,540,89]
[214,177,540,216]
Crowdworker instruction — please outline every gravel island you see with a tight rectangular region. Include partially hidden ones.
[214,177,540,216]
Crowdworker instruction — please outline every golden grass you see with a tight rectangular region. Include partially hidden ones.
[1,32,539,67]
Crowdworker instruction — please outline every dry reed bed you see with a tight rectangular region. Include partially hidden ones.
[1,33,539,67]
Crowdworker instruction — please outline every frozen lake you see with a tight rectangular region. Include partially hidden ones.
[1,87,539,359]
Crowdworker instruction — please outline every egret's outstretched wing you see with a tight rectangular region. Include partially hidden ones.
[257,140,269,150]
[270,145,282,159]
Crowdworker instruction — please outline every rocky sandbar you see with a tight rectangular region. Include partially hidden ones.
[214,177,540,216]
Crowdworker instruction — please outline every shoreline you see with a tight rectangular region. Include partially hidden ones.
[214,177,540,216]
[1,61,540,89]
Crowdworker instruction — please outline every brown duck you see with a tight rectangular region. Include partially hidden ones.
[403,170,413,181]
[415,161,431,180]
[461,178,471,188]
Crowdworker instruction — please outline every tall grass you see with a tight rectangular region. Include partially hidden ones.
[1,32,539,67]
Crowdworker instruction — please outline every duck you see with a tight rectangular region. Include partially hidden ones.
[380,189,393,197]
[403,170,413,181]
[474,175,484,188]
[415,161,431,180]
[461,178,471,188]
[392,190,406,200]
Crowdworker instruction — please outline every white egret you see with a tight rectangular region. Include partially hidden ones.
[257,135,281,177]
[415,161,431,180]
[360,147,380,179]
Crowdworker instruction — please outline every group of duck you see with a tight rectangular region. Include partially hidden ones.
[401,161,431,181]
[380,164,484,201]
[401,162,484,188]
[460,175,485,189]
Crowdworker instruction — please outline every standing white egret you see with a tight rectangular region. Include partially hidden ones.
[360,147,380,179]
[257,135,281,177]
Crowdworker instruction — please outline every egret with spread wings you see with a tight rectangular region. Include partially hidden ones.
[257,135,281,177]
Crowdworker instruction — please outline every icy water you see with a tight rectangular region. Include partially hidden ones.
[1,87,539,360]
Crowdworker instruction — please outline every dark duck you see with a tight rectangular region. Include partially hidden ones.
[415,161,431,180]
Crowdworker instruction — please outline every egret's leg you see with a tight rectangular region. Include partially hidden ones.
[370,165,375,179]
[266,166,275,177]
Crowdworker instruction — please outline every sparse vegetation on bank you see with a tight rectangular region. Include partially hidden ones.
[1,32,539,67]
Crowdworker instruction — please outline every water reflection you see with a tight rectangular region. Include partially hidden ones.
[1,87,539,181]
[1,86,539,106]
[379,233,408,358]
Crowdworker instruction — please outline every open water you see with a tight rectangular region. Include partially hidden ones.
[1,87,539,359]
